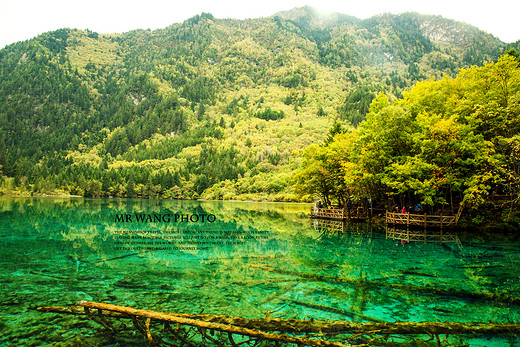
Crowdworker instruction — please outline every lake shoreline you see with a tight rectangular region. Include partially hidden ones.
[1,195,517,239]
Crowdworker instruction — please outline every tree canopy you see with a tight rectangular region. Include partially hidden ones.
[295,54,520,217]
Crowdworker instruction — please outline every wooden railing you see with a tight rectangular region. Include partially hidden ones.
[311,207,345,220]
[386,211,457,228]
[310,207,369,220]
[490,194,515,207]
[346,208,371,220]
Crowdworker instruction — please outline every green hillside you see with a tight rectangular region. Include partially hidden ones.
[0,7,514,201]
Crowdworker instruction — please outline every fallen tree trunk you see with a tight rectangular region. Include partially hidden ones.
[38,302,520,336]
[76,301,348,347]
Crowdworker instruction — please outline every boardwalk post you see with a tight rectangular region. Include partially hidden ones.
[385,211,458,244]
[386,211,457,229]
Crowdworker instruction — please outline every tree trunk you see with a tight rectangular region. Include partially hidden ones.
[38,302,520,336]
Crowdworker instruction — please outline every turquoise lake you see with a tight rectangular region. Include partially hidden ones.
[0,197,519,346]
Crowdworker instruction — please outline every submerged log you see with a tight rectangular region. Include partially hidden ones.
[37,302,520,336]
[290,300,385,323]
[252,265,520,305]
[75,301,346,347]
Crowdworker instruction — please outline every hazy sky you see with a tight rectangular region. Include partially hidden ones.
[1,0,519,49]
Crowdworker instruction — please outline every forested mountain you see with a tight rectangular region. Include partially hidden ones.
[0,7,516,201]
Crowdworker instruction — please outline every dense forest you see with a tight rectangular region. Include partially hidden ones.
[0,7,518,220]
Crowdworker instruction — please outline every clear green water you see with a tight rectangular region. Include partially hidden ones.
[0,197,519,346]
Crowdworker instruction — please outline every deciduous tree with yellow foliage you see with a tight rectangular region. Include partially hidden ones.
[295,54,520,225]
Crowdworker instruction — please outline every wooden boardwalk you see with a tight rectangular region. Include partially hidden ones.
[385,211,458,229]
[310,207,369,221]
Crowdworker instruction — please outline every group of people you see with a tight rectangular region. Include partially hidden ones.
[396,203,424,215]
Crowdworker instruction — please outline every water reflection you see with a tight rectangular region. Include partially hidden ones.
[385,225,459,244]
[0,197,519,346]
